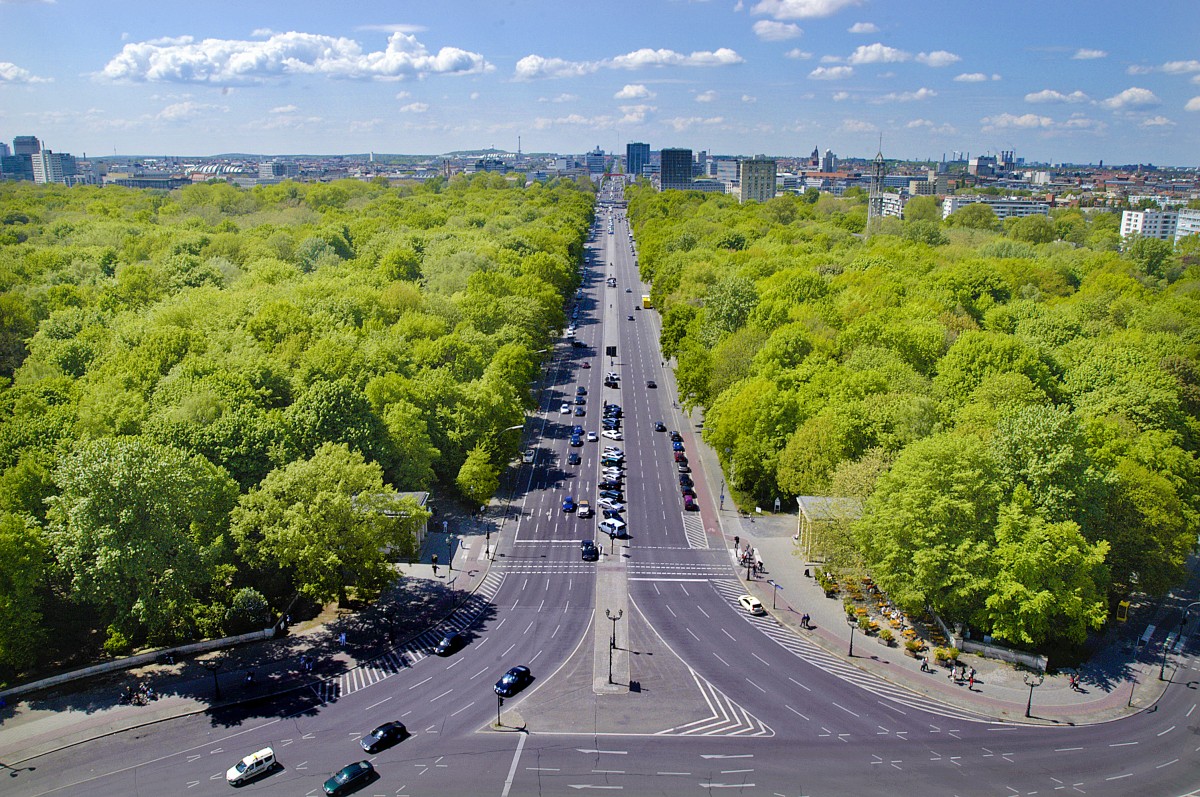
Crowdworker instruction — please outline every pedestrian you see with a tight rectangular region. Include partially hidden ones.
[801,613,810,629]
[338,631,347,647]
[968,673,975,690]
[734,535,740,552]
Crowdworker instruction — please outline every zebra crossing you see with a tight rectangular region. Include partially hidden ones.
[309,571,506,704]
[681,513,709,549]
[656,665,774,737]
[629,562,732,580]
[708,580,994,723]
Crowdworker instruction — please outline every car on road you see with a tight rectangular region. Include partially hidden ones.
[323,761,375,795]
[360,721,407,753]
[226,747,277,785]
[569,435,583,447]
[597,498,625,513]
[581,539,599,561]
[574,396,586,405]
[606,372,620,382]
[654,421,667,432]
[627,315,634,321]
[572,425,584,436]
[567,452,581,465]
[681,487,696,499]
[602,509,623,521]
[738,594,766,616]
[598,480,622,492]
[601,430,623,440]
[598,518,627,537]
[669,431,683,442]
[674,452,688,463]
[625,287,633,293]
[679,475,694,487]
[559,403,571,414]
[562,495,576,512]
[603,446,624,454]
[576,385,587,395]
[586,431,599,442]
[598,489,624,501]
[571,339,586,348]
[672,441,684,452]
[577,499,593,518]
[494,665,532,697]
[581,361,591,369]
[574,406,586,417]
[678,464,691,473]
[646,380,657,388]
[604,378,618,388]
[522,450,535,464]
[435,632,463,656]
[683,495,698,511]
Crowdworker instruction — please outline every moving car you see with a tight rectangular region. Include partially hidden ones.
[560,403,571,414]
[226,747,276,785]
[572,425,584,436]
[672,441,685,452]
[360,721,407,753]
[669,431,683,442]
[562,495,576,512]
[569,435,583,447]
[654,421,667,432]
[581,539,599,561]
[627,315,634,321]
[567,452,582,465]
[601,430,623,440]
[494,665,532,697]
[586,431,599,442]
[738,594,766,616]
[522,450,535,464]
[323,761,374,795]
[598,518,627,537]
[577,500,593,518]
[581,361,591,369]
[571,339,587,348]
[646,380,657,388]
[435,632,463,656]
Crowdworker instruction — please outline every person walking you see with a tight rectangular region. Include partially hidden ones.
[338,631,347,647]
[967,672,975,691]
[801,613,811,630]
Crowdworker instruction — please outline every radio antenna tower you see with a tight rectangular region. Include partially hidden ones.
[866,134,887,236]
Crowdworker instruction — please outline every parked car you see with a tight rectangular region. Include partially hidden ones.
[597,498,626,513]
[601,430,623,440]
[672,441,685,452]
[582,361,591,369]
[522,450,535,464]
[679,475,694,487]
[360,721,407,753]
[494,665,532,697]
[574,396,586,405]
[581,539,599,561]
[435,632,463,656]
[571,339,586,348]
[323,761,375,795]
[577,500,593,518]
[678,464,691,473]
[562,495,576,512]
[627,315,634,321]
[683,495,699,511]
[567,452,582,465]
[600,457,623,467]
[669,431,683,442]
[602,509,624,520]
[226,747,277,785]
[574,407,586,417]
[674,452,688,463]
[598,480,622,491]
[586,431,599,442]
[598,489,623,501]
[681,487,696,498]
[576,385,587,395]
[654,421,667,432]
[738,594,766,616]
[598,518,627,537]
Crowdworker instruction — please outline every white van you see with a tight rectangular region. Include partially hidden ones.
[226,747,276,785]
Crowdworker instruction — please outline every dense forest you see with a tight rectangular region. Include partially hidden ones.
[629,185,1200,650]
[0,174,594,678]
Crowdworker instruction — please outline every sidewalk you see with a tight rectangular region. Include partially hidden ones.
[0,503,495,766]
[682,406,1175,727]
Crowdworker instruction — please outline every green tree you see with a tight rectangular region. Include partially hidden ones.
[704,276,759,339]
[903,195,941,222]
[224,586,272,634]
[0,511,47,670]
[456,443,500,506]
[945,202,1000,231]
[47,437,238,643]
[231,443,426,604]
[1006,214,1056,244]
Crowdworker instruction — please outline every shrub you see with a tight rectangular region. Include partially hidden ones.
[879,628,894,645]
[225,587,272,634]
[103,626,132,657]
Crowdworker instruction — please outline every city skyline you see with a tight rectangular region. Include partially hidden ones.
[0,0,1197,164]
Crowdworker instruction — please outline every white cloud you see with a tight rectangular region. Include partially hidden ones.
[1127,64,1154,75]
[840,118,877,133]
[753,0,862,20]
[1072,48,1107,60]
[954,72,988,83]
[618,104,655,123]
[734,0,744,9]
[1025,89,1089,104]
[819,54,843,63]
[516,47,743,80]
[398,102,428,113]
[916,50,960,67]
[847,42,910,65]
[269,104,297,113]
[614,84,653,99]
[809,65,853,80]
[469,91,480,100]
[742,94,757,103]
[875,87,936,102]
[1140,115,1174,127]
[0,61,51,84]
[1186,97,1200,112]
[545,93,578,102]
[355,24,428,34]
[101,31,492,83]
[1099,87,1160,110]
[906,118,957,134]
[785,48,812,60]
[251,28,274,38]
[981,113,1054,130]
[663,116,725,132]
[848,22,878,33]
[1162,60,1200,75]
[832,91,849,101]
[695,89,717,102]
[1193,75,1200,85]
[515,54,598,80]
[753,20,803,40]
[157,101,226,122]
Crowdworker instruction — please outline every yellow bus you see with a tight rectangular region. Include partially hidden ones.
[641,294,652,309]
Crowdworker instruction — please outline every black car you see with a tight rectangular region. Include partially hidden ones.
[567,452,582,465]
[576,386,587,395]
[602,509,624,520]
[681,487,696,498]
[599,489,624,501]
[435,632,462,656]
[574,396,586,405]
[654,421,667,432]
[598,480,622,490]
[360,721,407,753]
[604,379,618,388]
[646,380,657,388]
[627,315,634,321]
[494,665,532,697]
[571,340,586,348]
[669,431,683,442]
[323,761,374,795]
[581,539,599,561]
[679,475,694,487]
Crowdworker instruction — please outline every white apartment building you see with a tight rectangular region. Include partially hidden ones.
[737,157,777,203]
[1176,208,1200,242]
[880,192,907,218]
[942,195,1049,221]
[1120,209,1178,241]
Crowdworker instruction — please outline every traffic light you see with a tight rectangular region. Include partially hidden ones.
[606,345,617,358]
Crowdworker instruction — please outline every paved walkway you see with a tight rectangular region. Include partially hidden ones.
[0,503,495,766]
[678,404,1190,727]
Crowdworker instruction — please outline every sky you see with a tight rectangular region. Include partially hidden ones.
[1,0,1197,165]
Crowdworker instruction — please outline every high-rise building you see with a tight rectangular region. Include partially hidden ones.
[31,150,72,184]
[737,156,777,203]
[820,148,836,172]
[1120,209,1178,241]
[585,146,606,174]
[12,136,41,156]
[626,142,649,178]
[659,148,693,191]
[258,160,299,182]
[0,142,9,158]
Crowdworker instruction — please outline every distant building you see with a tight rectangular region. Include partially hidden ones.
[968,155,998,177]
[31,150,69,184]
[12,136,41,156]
[909,179,937,196]
[0,142,9,158]
[879,192,907,218]
[942,195,1049,221]
[1176,209,1200,243]
[1121,209,1178,241]
[659,148,693,191]
[258,159,299,182]
[820,148,836,173]
[626,142,649,178]
[690,179,726,193]
[737,156,777,203]
[585,146,606,174]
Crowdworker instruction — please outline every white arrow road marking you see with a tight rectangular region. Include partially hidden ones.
[187,755,201,763]
[698,784,755,789]
[577,749,629,755]
[568,787,623,791]
[209,748,223,754]
[186,781,199,788]
[700,754,753,759]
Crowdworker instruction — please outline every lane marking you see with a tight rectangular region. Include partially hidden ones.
[500,732,528,797]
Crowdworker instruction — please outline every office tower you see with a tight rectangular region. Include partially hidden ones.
[659,148,693,191]
[820,148,836,172]
[13,136,41,156]
[626,142,649,178]
[585,146,606,174]
[31,150,67,184]
[738,156,777,203]
[0,142,9,158]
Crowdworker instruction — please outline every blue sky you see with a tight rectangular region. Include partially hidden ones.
[1,0,1197,164]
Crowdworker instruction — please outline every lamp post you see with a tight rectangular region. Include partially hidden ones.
[1024,671,1045,718]
[1161,600,1200,681]
[846,615,857,658]
[202,661,222,701]
[767,579,782,610]
[605,609,623,684]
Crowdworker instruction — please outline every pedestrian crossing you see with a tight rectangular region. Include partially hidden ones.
[656,666,774,737]
[707,580,993,723]
[309,571,506,704]
[629,562,731,580]
[681,513,708,549]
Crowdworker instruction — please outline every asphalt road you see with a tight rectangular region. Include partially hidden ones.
[9,179,1200,796]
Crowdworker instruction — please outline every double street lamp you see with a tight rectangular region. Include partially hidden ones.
[202,660,222,701]
[846,615,857,658]
[1024,671,1045,718]
[605,609,623,684]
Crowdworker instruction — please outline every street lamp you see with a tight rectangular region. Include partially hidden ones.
[846,615,857,658]
[202,661,222,701]
[605,609,623,684]
[1024,671,1045,718]
[1161,600,1200,681]
[767,579,782,609]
